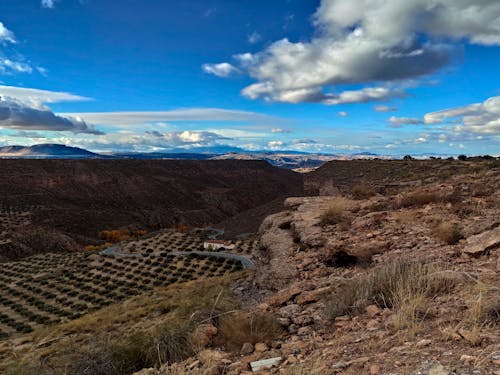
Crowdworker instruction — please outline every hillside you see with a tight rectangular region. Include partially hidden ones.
[0,159,302,258]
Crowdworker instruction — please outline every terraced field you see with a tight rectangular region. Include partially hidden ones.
[120,230,259,255]
[0,251,244,340]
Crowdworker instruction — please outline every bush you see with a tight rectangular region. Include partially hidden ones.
[320,198,352,228]
[352,183,376,199]
[216,312,283,352]
[68,325,193,375]
[326,260,457,325]
[396,190,441,208]
[432,222,463,245]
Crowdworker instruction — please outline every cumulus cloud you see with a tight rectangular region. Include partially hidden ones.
[374,105,397,112]
[72,130,229,151]
[0,96,102,134]
[0,22,16,44]
[202,62,240,77]
[61,108,276,127]
[211,0,500,104]
[424,95,500,134]
[338,111,348,117]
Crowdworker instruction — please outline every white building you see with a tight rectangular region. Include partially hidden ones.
[203,239,235,251]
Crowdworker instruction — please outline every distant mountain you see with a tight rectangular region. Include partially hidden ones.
[0,143,390,168]
[0,144,102,158]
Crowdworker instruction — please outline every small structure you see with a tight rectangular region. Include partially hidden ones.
[203,239,235,251]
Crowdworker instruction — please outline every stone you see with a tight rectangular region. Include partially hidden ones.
[250,357,282,372]
[297,326,312,335]
[240,342,254,355]
[428,363,450,375]
[460,354,476,365]
[191,324,218,349]
[366,319,380,330]
[279,304,301,319]
[254,342,268,353]
[295,287,330,305]
[266,287,303,307]
[366,304,381,317]
[370,364,381,375]
[463,226,500,256]
[416,339,432,347]
[198,349,228,365]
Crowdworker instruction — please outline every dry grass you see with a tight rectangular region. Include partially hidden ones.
[432,222,463,245]
[279,358,331,375]
[215,311,283,352]
[465,283,500,328]
[396,190,441,208]
[351,183,376,199]
[326,260,458,329]
[2,276,241,374]
[320,197,353,228]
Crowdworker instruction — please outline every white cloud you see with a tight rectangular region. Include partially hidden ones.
[0,22,16,44]
[271,127,291,133]
[0,85,91,106]
[389,116,423,127]
[248,31,262,44]
[0,59,33,74]
[424,95,500,134]
[41,0,58,8]
[267,140,285,149]
[374,105,397,112]
[212,0,500,104]
[0,96,102,134]
[66,130,229,152]
[60,108,276,127]
[338,111,348,117]
[202,62,240,77]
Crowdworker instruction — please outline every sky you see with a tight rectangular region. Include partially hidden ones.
[0,0,499,155]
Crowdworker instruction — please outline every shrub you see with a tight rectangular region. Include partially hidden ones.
[432,222,463,245]
[351,183,376,199]
[319,197,352,228]
[396,190,441,208]
[216,312,282,352]
[326,260,457,326]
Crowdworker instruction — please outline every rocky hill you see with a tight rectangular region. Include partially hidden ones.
[0,159,302,256]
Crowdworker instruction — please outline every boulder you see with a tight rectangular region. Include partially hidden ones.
[463,226,500,256]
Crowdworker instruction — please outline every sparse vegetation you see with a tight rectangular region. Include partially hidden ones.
[320,197,352,228]
[432,222,463,245]
[351,183,376,199]
[215,312,283,352]
[326,260,457,326]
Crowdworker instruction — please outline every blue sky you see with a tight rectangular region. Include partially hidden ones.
[0,0,499,155]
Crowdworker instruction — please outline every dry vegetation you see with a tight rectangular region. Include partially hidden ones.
[215,312,283,352]
[319,197,353,229]
[1,276,243,374]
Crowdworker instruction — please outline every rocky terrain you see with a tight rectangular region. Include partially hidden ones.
[134,160,499,375]
[0,159,498,374]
